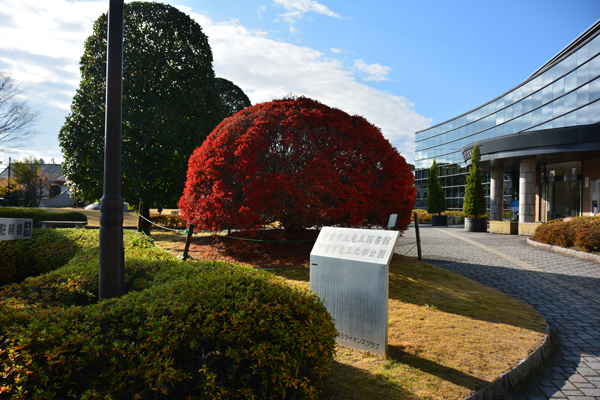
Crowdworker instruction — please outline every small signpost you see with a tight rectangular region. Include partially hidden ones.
[0,218,33,241]
[310,227,400,355]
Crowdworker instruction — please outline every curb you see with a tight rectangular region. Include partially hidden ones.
[464,326,553,400]
[526,238,600,263]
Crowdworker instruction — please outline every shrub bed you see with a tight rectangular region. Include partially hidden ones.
[0,229,96,286]
[411,209,466,223]
[0,207,88,225]
[0,230,337,399]
[530,216,600,253]
[149,213,186,230]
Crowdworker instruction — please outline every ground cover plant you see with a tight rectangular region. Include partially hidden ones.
[152,229,548,400]
[0,229,336,399]
[0,207,87,225]
[531,216,600,253]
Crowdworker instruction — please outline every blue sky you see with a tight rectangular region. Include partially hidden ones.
[0,0,598,166]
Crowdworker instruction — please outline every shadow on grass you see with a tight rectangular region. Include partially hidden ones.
[320,359,419,400]
[386,345,488,393]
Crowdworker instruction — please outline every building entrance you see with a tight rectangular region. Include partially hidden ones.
[540,162,582,222]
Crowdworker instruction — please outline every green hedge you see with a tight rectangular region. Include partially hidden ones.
[0,207,88,224]
[0,229,97,286]
[531,216,600,253]
[0,230,337,399]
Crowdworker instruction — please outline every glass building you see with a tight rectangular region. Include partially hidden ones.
[414,19,600,223]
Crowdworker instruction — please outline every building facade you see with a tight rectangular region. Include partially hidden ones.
[414,20,600,223]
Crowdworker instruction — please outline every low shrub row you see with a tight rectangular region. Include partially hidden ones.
[0,207,88,224]
[149,213,186,230]
[530,216,600,253]
[0,229,96,286]
[411,209,467,223]
[0,229,337,399]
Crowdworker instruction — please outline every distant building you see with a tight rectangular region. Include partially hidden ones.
[414,20,600,222]
[0,163,74,207]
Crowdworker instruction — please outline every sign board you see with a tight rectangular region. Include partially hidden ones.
[511,201,519,212]
[310,227,400,355]
[387,214,398,228]
[0,218,33,241]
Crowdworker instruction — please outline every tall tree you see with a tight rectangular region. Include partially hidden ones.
[463,143,486,218]
[179,96,416,234]
[215,77,251,118]
[11,157,51,207]
[0,72,38,150]
[426,159,446,216]
[59,2,223,210]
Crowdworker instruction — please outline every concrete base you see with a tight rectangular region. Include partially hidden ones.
[490,221,518,235]
[431,215,448,226]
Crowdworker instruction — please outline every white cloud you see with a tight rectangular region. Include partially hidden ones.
[257,5,267,19]
[272,0,341,33]
[353,59,392,82]
[331,47,344,54]
[185,12,430,161]
[0,1,430,164]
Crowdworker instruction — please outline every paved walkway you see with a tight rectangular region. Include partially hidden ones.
[397,225,600,400]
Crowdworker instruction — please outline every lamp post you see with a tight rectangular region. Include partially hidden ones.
[99,0,125,299]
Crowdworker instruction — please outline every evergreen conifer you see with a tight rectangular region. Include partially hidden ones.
[463,143,486,218]
[427,159,446,215]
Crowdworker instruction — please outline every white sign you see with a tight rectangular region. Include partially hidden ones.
[387,214,398,228]
[0,218,33,241]
[310,227,400,355]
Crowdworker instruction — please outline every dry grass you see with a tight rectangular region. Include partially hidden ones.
[151,230,547,400]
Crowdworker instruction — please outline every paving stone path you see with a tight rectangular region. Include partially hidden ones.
[396,225,600,399]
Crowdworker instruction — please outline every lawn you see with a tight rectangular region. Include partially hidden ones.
[151,230,548,400]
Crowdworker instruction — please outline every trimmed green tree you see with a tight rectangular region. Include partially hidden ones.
[215,77,251,118]
[463,143,486,218]
[426,159,446,215]
[59,2,224,210]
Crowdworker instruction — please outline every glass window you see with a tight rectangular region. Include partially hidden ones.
[522,81,533,98]
[466,112,474,123]
[532,90,543,109]
[589,100,600,123]
[577,63,589,86]
[512,116,522,133]
[589,56,600,80]
[513,100,523,116]
[504,120,513,135]
[577,84,589,107]
[577,43,590,67]
[513,86,523,102]
[577,106,589,125]
[532,108,543,126]
[553,116,565,128]
[474,108,481,120]
[495,98,504,110]
[553,96,565,118]
[459,126,466,138]
[522,111,532,130]
[522,94,532,113]
[565,110,577,127]
[565,70,577,93]
[542,85,553,104]
[505,105,513,120]
[474,119,482,133]
[504,92,514,106]
[496,109,505,125]
[542,103,553,122]
[466,123,473,135]
[553,78,565,98]
[565,91,577,113]
[542,69,554,87]
[590,78,600,102]
[532,76,543,92]
[565,52,577,73]
[553,59,566,80]
[591,35,600,58]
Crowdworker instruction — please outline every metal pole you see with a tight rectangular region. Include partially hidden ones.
[99,0,125,300]
[182,223,194,260]
[414,212,422,262]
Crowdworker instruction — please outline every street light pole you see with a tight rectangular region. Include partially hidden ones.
[99,0,125,300]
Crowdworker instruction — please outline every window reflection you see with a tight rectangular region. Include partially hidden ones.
[577,63,589,86]
[553,78,565,98]
[532,90,543,109]
[577,84,589,107]
[577,106,589,124]
[591,78,600,102]
[577,43,590,67]
[542,86,553,104]
[564,91,577,113]
[590,100,600,122]
[553,97,565,118]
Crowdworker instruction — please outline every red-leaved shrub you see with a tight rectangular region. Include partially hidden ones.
[179,96,415,234]
[531,216,600,253]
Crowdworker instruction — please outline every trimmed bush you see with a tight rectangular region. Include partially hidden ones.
[149,213,186,230]
[0,207,87,224]
[0,230,337,399]
[531,216,600,253]
[0,229,96,286]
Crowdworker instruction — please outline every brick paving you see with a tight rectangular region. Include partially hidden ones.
[396,225,600,400]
